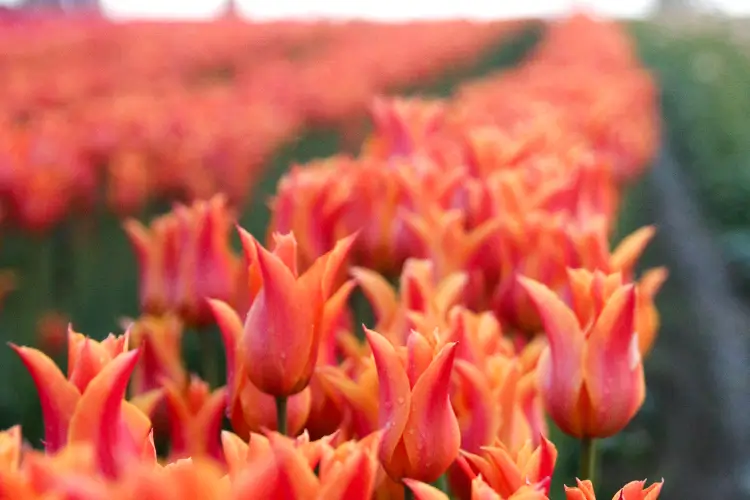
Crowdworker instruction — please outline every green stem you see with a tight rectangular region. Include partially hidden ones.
[579,437,597,482]
[199,332,218,389]
[403,483,415,500]
[276,396,288,436]
[433,474,449,493]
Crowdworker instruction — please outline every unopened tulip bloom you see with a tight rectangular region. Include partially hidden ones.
[240,231,354,396]
[366,328,460,483]
[124,194,240,328]
[565,479,663,500]
[519,276,645,438]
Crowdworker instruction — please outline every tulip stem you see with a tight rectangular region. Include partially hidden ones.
[199,332,219,389]
[433,474,449,493]
[579,437,597,483]
[276,396,288,436]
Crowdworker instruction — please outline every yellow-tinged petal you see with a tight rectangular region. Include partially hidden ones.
[403,478,450,500]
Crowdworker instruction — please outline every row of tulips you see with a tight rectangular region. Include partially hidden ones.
[1,13,665,500]
[0,17,525,233]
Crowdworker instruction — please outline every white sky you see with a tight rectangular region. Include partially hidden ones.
[99,0,750,20]
[0,0,748,19]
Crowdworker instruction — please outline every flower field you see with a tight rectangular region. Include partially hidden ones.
[0,10,729,500]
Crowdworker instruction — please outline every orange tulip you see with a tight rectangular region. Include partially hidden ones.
[565,479,663,500]
[128,314,187,396]
[239,231,354,396]
[208,299,312,438]
[366,327,460,483]
[459,436,557,498]
[566,267,667,356]
[519,276,645,438]
[162,376,227,464]
[11,328,128,452]
[124,194,240,328]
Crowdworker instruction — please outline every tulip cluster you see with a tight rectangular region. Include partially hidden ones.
[2,12,666,500]
[0,16,522,232]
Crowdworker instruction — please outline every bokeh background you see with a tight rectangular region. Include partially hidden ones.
[0,1,749,499]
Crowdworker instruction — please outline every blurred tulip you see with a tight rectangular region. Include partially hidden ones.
[565,479,663,500]
[459,436,557,498]
[124,194,240,328]
[162,376,226,464]
[128,314,187,396]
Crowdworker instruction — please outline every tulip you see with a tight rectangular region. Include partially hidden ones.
[459,436,557,498]
[519,275,645,440]
[366,327,460,484]
[565,479,663,500]
[124,194,240,328]
[239,231,355,397]
[162,376,227,464]
[209,299,312,439]
[128,315,187,396]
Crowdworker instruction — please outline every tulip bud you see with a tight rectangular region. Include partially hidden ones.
[519,276,645,438]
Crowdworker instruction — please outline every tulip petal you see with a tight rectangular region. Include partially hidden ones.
[584,285,645,437]
[317,449,376,500]
[609,226,655,275]
[403,478,450,500]
[244,239,319,395]
[517,277,585,434]
[364,328,411,465]
[403,342,460,483]
[68,349,143,478]
[351,267,398,327]
[208,299,243,408]
[471,475,503,500]
[453,360,498,454]
[10,344,80,453]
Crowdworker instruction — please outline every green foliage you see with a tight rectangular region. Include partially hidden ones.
[627,23,750,294]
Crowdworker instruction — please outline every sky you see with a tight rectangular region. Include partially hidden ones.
[99,0,749,20]
[0,0,747,19]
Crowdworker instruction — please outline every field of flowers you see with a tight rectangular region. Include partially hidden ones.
[0,11,676,500]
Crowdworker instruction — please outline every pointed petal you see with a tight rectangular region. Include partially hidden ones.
[471,475,503,500]
[318,232,358,298]
[403,342,460,483]
[364,328,411,467]
[584,285,645,437]
[243,240,318,395]
[453,360,498,454]
[317,448,377,500]
[197,387,229,463]
[10,344,80,452]
[68,349,143,478]
[208,299,243,406]
[351,267,398,327]
[403,478,450,500]
[271,232,299,277]
[222,430,249,478]
[609,226,655,274]
[267,432,321,498]
[517,277,585,435]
